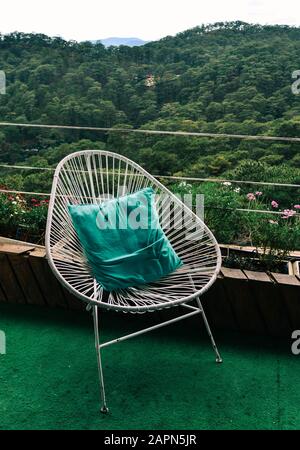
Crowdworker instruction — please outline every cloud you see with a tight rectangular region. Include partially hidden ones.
[0,0,299,41]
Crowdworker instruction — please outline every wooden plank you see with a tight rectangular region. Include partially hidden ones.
[0,280,7,303]
[243,270,291,337]
[221,267,248,280]
[202,278,239,331]
[61,286,85,311]
[28,252,68,309]
[220,243,300,258]
[0,243,35,255]
[271,273,300,287]
[0,253,26,304]
[284,291,300,330]
[244,270,272,283]
[221,268,266,334]
[271,273,300,331]
[243,270,272,334]
[29,247,46,258]
[7,254,45,306]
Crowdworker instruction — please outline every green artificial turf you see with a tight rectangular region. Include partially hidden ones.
[0,303,299,430]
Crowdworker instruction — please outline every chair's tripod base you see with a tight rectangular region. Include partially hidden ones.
[92,297,223,414]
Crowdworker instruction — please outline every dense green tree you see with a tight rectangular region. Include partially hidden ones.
[0,21,300,181]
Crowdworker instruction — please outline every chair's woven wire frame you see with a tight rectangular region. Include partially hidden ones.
[45,150,222,413]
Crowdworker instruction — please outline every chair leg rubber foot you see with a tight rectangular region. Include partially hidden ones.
[101,406,109,414]
[216,357,223,364]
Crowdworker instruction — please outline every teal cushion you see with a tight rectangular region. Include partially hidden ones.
[68,187,182,291]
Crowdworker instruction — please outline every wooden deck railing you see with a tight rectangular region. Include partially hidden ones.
[1,238,299,337]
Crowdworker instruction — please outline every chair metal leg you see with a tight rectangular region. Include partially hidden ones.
[91,296,221,415]
[196,296,223,364]
[92,305,109,414]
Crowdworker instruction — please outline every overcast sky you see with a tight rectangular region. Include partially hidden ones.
[0,0,299,41]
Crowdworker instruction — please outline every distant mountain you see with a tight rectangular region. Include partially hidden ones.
[95,37,148,47]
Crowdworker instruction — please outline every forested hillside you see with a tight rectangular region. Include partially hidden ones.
[0,21,300,180]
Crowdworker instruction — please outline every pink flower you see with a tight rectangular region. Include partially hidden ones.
[281,209,296,219]
[271,200,279,208]
[247,193,256,201]
[294,204,300,209]
[255,191,263,196]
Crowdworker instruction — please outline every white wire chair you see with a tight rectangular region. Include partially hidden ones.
[45,150,222,414]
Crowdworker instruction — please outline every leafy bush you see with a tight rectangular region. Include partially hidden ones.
[0,191,48,243]
[170,180,300,266]
[0,178,299,268]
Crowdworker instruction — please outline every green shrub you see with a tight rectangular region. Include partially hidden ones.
[0,192,48,243]
[170,180,300,260]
